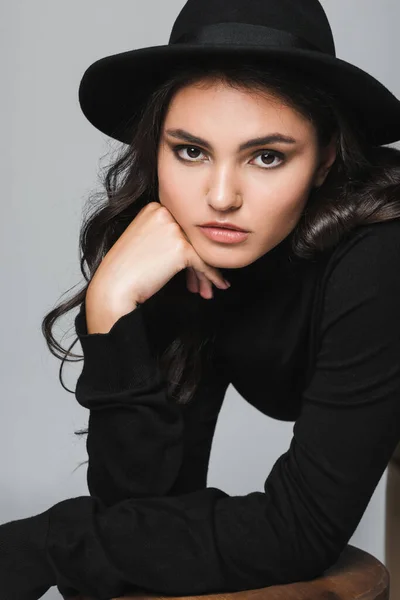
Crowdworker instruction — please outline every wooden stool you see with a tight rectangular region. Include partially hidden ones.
[386,441,400,599]
[80,544,389,600]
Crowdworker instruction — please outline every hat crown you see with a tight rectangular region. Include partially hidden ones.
[169,0,336,56]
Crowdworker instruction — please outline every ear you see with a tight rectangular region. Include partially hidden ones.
[313,133,338,188]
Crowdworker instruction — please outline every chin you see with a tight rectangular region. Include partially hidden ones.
[196,245,256,270]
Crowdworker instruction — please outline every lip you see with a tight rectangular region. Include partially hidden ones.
[200,221,248,232]
[198,225,249,244]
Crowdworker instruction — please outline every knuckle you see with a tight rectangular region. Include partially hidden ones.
[154,205,172,223]
[170,220,183,234]
[175,239,191,267]
[147,201,161,210]
[175,236,188,254]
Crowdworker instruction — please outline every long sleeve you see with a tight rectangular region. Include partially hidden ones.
[74,301,185,505]
[74,301,229,506]
[44,222,400,599]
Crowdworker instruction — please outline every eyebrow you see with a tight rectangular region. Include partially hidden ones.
[164,128,297,151]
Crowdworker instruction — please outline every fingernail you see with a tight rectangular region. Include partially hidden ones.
[223,279,231,287]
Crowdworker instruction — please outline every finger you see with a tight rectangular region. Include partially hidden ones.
[195,271,214,299]
[186,267,199,293]
[182,240,230,293]
[186,267,213,300]
[191,256,231,290]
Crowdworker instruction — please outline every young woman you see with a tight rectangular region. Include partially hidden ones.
[2,0,400,599]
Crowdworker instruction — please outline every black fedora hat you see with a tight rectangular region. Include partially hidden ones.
[78,0,400,147]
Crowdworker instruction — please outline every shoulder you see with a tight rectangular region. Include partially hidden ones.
[319,219,400,295]
[332,218,400,264]
[309,219,400,349]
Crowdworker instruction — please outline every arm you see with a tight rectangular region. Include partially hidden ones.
[44,222,400,598]
[74,300,229,505]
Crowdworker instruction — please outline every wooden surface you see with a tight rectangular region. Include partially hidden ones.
[385,441,400,600]
[80,543,389,600]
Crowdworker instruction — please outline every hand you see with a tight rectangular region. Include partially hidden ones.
[87,201,231,318]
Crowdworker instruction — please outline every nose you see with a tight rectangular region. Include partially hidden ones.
[206,164,243,211]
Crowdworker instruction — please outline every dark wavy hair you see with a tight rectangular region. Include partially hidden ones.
[42,55,400,435]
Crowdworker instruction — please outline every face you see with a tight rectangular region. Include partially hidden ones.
[157,78,336,269]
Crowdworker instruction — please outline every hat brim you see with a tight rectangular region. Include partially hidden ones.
[78,43,400,146]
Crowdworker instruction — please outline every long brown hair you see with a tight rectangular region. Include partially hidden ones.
[42,56,400,426]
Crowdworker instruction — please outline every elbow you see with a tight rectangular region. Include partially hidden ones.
[264,531,346,586]
[283,542,345,584]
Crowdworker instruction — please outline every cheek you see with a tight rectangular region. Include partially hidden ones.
[157,166,192,222]
[259,161,316,206]
[158,173,183,209]
[247,165,314,224]
[158,156,176,203]
[158,155,198,210]
[277,177,310,205]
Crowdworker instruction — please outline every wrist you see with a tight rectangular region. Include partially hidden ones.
[85,286,139,334]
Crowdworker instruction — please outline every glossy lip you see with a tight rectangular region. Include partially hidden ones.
[199,220,249,232]
[199,226,249,244]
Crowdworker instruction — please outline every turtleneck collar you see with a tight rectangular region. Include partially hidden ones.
[217,228,296,291]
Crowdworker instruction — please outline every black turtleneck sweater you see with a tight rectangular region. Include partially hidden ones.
[2,220,400,600]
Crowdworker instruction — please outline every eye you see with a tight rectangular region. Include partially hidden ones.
[173,145,207,162]
[250,150,285,169]
[172,144,285,169]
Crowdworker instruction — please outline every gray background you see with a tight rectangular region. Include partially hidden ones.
[2,2,400,598]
